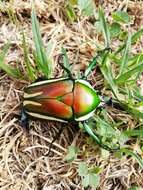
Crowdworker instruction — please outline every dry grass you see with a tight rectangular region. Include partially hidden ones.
[0,0,143,190]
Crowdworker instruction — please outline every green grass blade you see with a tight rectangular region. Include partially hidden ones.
[131,28,143,44]
[0,43,22,78]
[120,101,143,119]
[115,28,143,54]
[83,122,101,145]
[99,7,110,48]
[118,33,131,77]
[123,129,143,137]
[31,6,51,78]
[61,47,72,76]
[22,31,36,81]
[84,57,97,78]
[100,53,119,98]
[115,63,143,84]
[78,0,95,16]
[118,148,143,169]
[66,4,77,22]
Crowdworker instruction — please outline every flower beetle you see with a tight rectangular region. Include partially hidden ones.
[21,49,119,151]
[23,78,100,122]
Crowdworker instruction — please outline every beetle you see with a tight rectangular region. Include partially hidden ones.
[21,49,120,151]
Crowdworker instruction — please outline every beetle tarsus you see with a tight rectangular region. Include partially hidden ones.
[104,97,124,111]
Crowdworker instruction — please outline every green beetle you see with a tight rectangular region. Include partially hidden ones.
[21,49,119,151]
[23,78,100,122]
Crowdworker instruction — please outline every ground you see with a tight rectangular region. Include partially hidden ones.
[0,0,143,190]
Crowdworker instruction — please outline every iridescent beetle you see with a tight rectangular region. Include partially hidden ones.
[21,49,119,151]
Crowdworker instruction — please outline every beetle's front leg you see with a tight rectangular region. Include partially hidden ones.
[21,107,29,131]
[83,47,112,79]
[82,121,120,152]
[57,54,73,79]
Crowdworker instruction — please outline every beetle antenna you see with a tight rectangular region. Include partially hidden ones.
[45,124,66,156]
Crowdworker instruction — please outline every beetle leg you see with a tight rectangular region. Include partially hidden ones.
[45,124,66,156]
[57,54,73,78]
[101,96,125,111]
[83,47,112,79]
[21,107,29,131]
[59,62,73,78]
[82,122,120,152]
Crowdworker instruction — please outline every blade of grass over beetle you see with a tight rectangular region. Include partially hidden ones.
[22,31,36,81]
[99,7,110,48]
[0,43,22,78]
[118,33,131,77]
[31,6,51,78]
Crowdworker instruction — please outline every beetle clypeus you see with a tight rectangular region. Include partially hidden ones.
[21,48,120,151]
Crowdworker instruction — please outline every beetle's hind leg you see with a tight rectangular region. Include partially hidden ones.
[21,107,29,131]
[45,124,66,156]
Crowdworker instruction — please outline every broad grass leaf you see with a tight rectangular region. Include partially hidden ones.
[118,33,131,76]
[99,7,110,47]
[31,6,51,78]
[115,63,143,84]
[22,31,36,81]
